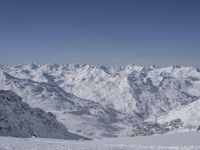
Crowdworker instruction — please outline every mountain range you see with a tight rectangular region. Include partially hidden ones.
[0,64,200,139]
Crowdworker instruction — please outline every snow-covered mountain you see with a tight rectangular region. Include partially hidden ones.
[0,64,200,138]
[0,90,88,140]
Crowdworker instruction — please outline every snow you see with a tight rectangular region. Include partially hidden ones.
[0,132,200,150]
[1,64,200,138]
[158,100,200,127]
[0,90,87,140]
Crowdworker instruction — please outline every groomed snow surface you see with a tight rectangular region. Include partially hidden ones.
[0,132,200,150]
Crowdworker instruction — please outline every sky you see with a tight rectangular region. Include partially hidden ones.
[0,0,200,66]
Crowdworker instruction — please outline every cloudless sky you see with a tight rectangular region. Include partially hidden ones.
[0,0,200,66]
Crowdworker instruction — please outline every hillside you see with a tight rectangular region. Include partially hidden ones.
[0,90,87,140]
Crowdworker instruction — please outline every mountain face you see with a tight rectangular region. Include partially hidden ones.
[0,64,200,138]
[0,90,88,140]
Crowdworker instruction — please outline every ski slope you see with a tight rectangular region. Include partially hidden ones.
[0,132,200,150]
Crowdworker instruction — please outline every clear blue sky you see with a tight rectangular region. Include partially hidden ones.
[0,0,200,66]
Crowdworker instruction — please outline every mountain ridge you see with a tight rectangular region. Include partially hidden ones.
[0,64,200,138]
[0,90,89,140]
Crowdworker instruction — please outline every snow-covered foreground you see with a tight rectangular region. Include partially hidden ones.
[0,132,200,150]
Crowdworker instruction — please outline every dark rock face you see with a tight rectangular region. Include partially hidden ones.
[0,90,89,140]
[197,126,200,131]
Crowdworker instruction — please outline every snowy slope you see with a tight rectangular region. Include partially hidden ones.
[0,64,200,138]
[0,90,87,140]
[0,132,200,150]
[158,99,200,128]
